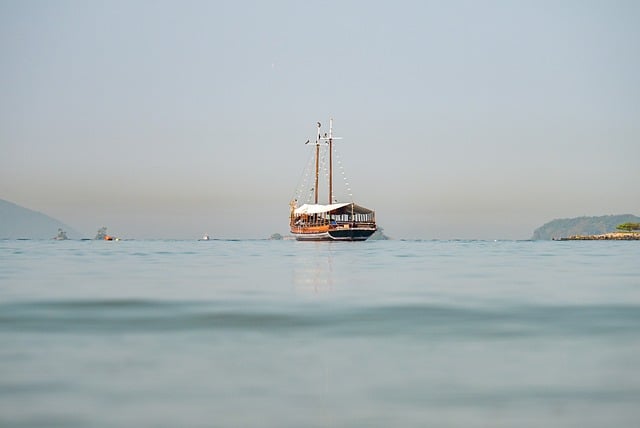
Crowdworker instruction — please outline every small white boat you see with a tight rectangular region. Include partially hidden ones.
[53,228,68,240]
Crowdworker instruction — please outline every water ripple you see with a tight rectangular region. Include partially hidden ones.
[1,300,639,337]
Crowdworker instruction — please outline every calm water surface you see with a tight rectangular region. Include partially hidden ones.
[1,239,639,427]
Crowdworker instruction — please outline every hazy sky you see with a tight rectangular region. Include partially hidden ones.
[1,0,638,239]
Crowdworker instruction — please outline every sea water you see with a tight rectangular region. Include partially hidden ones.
[1,239,639,427]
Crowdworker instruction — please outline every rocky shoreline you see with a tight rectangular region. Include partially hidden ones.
[553,232,640,241]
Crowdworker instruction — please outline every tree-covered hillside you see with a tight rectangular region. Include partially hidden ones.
[532,214,640,240]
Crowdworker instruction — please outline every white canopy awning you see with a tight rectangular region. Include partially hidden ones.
[294,203,350,215]
[294,202,374,215]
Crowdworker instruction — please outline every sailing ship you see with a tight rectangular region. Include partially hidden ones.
[289,119,377,241]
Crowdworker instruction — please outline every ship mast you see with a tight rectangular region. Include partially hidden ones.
[329,119,333,205]
[306,119,342,206]
[314,122,321,204]
[319,118,341,205]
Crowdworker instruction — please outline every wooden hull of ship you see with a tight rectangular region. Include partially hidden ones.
[291,225,376,242]
[292,231,332,241]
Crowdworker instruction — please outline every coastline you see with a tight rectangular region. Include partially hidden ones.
[553,232,640,241]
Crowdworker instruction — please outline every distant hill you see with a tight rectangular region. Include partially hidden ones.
[369,227,390,240]
[0,199,82,239]
[532,214,640,240]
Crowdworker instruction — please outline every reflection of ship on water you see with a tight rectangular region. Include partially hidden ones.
[292,244,335,294]
[53,228,68,240]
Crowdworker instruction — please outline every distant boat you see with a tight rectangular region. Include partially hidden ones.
[53,228,68,240]
[199,234,211,241]
[95,227,118,241]
[289,119,377,241]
